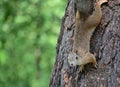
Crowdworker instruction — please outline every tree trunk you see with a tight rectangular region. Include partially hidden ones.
[50,0,120,87]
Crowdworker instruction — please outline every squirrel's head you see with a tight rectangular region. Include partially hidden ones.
[68,52,82,66]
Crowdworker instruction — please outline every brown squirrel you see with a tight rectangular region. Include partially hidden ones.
[68,0,108,71]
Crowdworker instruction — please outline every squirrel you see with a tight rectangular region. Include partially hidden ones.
[68,0,108,71]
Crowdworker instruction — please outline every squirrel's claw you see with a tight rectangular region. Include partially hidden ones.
[94,64,98,68]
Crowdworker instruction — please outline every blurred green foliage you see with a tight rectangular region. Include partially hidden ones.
[0,0,66,87]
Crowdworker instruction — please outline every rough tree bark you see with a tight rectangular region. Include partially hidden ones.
[50,0,120,87]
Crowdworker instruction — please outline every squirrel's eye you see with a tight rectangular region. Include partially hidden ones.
[71,63,73,66]
[76,56,78,60]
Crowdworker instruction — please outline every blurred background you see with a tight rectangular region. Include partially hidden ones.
[0,0,66,87]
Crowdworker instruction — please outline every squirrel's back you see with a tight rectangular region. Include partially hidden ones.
[75,0,94,19]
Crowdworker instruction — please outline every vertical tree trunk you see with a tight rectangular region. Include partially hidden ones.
[50,0,120,87]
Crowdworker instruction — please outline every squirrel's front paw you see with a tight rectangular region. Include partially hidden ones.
[79,65,84,72]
